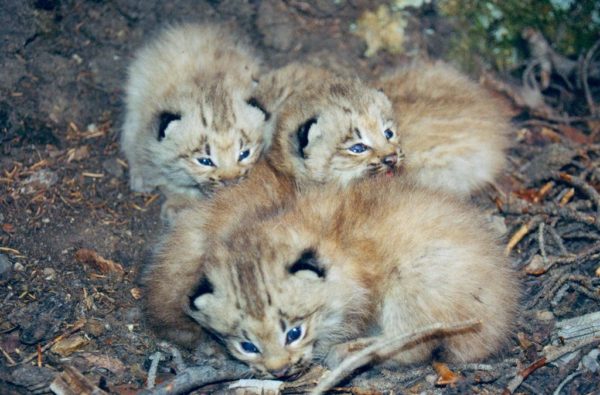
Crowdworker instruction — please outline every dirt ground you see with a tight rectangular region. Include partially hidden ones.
[1,1,599,394]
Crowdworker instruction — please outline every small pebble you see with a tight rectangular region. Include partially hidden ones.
[582,349,599,373]
[42,267,56,280]
[13,262,25,272]
[536,310,554,321]
[102,158,124,178]
[0,253,12,279]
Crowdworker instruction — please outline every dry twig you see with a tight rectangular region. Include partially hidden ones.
[311,319,480,395]
[502,336,600,394]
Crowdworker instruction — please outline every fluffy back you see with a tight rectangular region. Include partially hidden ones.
[379,61,511,195]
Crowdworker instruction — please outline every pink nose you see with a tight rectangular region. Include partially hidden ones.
[382,153,398,167]
[269,366,290,378]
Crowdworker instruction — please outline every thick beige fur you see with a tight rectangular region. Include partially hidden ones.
[255,63,405,187]
[121,23,268,198]
[145,173,518,378]
[378,61,511,196]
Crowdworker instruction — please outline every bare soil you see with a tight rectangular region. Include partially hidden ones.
[1,1,599,394]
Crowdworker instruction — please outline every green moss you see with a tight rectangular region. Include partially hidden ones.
[437,0,600,72]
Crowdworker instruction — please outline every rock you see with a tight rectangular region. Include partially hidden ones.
[10,365,56,392]
[20,169,58,194]
[523,144,577,182]
[102,157,124,178]
[0,253,12,279]
[536,310,554,321]
[13,261,25,272]
[582,349,600,373]
[42,267,56,280]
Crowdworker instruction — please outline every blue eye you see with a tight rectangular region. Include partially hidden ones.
[285,326,303,345]
[197,157,215,167]
[240,341,260,354]
[348,143,369,154]
[384,129,394,139]
[238,149,250,161]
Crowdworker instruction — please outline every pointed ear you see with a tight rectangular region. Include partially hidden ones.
[188,276,214,312]
[157,112,181,141]
[296,117,319,159]
[288,249,326,279]
[246,97,270,121]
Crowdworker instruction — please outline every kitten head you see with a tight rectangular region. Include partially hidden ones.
[272,78,404,186]
[185,219,367,378]
[156,82,269,194]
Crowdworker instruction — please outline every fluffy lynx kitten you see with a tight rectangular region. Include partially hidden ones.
[121,23,269,198]
[145,177,517,378]
[378,61,511,195]
[255,63,405,186]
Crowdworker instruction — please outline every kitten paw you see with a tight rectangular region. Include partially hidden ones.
[129,172,154,193]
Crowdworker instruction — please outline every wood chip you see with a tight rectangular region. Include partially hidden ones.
[49,365,109,395]
[74,249,125,276]
[51,335,88,357]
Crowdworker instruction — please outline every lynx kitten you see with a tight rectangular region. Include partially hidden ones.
[121,23,269,199]
[145,177,517,378]
[255,63,404,186]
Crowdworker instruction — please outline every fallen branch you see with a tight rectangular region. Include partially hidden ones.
[502,336,600,394]
[311,319,481,395]
[139,360,250,395]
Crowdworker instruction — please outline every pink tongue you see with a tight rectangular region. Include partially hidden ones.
[386,170,394,177]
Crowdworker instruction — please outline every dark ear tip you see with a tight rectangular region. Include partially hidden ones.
[296,117,318,159]
[157,112,181,142]
[247,97,271,121]
[288,248,326,278]
[188,276,214,311]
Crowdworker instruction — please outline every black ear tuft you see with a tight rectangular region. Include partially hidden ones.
[246,97,271,121]
[188,276,214,311]
[157,112,181,142]
[296,118,317,159]
[289,249,326,278]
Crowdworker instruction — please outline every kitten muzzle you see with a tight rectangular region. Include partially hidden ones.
[382,153,399,167]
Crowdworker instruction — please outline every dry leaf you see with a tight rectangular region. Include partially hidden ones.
[80,353,126,375]
[433,361,460,385]
[2,223,15,233]
[74,249,125,276]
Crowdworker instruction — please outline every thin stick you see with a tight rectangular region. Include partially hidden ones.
[147,351,163,389]
[552,371,582,395]
[311,319,480,395]
[0,344,16,365]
